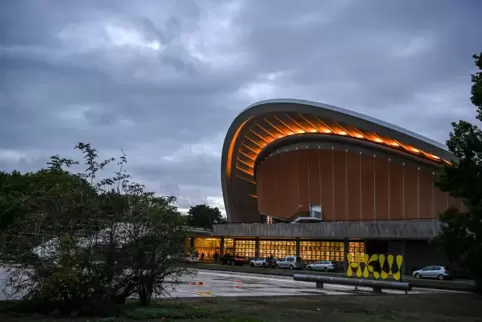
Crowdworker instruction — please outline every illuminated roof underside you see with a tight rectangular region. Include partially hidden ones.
[234,112,450,184]
[221,99,454,223]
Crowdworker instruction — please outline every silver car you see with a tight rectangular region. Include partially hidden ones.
[412,265,452,280]
[306,260,337,272]
[276,256,305,270]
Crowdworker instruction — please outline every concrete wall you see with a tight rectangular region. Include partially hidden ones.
[385,240,447,274]
[213,220,441,239]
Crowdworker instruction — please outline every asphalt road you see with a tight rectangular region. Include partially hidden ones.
[191,263,475,292]
[0,268,465,300]
[167,269,466,298]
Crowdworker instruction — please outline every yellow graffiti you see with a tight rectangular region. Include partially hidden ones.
[346,254,403,281]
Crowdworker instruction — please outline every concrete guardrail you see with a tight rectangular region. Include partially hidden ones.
[293,274,412,293]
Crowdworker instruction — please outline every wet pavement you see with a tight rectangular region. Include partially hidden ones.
[164,270,463,298]
[0,268,463,300]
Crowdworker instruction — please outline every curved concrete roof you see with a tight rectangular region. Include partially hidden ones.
[221,98,454,223]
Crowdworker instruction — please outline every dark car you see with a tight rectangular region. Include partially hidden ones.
[219,254,249,266]
[263,257,278,268]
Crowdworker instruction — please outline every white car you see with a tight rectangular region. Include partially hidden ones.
[412,266,452,280]
[250,257,265,267]
[185,253,199,263]
[306,260,337,272]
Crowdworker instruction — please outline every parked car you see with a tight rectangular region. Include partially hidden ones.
[220,254,249,266]
[412,265,452,280]
[185,253,199,263]
[306,260,337,272]
[250,257,278,268]
[276,256,305,270]
[250,257,266,267]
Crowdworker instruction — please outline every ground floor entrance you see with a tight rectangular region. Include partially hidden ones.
[185,236,365,267]
[185,236,447,275]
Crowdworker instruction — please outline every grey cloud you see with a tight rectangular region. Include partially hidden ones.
[1,0,481,214]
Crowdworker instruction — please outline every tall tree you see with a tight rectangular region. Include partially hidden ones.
[186,204,226,229]
[435,53,482,292]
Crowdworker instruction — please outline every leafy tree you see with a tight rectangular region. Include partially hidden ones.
[435,53,482,291]
[0,143,189,314]
[186,204,226,229]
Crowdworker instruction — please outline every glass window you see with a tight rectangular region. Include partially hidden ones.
[224,238,234,256]
[300,241,345,262]
[235,239,256,258]
[348,241,365,262]
[192,237,221,260]
[259,240,296,259]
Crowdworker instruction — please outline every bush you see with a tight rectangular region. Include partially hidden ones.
[1,143,189,315]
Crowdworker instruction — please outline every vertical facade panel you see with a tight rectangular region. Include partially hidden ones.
[346,151,361,221]
[306,150,321,207]
[283,152,301,219]
[256,157,267,216]
[268,156,278,218]
[272,155,282,218]
[258,158,277,216]
[433,174,449,217]
[389,161,403,220]
[404,164,418,219]
[319,149,335,221]
[255,148,461,223]
[375,156,390,220]
[297,150,310,212]
[419,169,433,219]
[333,150,347,221]
[361,154,375,220]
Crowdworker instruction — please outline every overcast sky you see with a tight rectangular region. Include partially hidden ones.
[1,0,481,214]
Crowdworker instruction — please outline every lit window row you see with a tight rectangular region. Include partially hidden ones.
[236,240,256,258]
[300,241,345,261]
[259,240,296,258]
[188,238,365,262]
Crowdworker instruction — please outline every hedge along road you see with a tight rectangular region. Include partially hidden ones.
[189,263,475,292]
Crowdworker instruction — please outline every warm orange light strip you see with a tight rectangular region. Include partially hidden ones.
[299,114,321,133]
[237,164,254,177]
[226,118,252,179]
[256,123,278,140]
[273,115,296,134]
[250,128,273,144]
[233,114,449,181]
[239,150,256,161]
[242,143,260,154]
[264,118,288,137]
[237,157,254,168]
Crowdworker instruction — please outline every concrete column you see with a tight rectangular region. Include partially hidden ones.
[343,238,349,272]
[233,239,237,256]
[220,236,225,256]
[255,237,260,258]
[190,237,195,253]
[296,238,301,257]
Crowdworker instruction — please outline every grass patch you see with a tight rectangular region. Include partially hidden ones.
[125,307,211,320]
[0,293,481,321]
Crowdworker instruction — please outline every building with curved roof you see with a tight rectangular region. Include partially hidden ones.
[221,98,458,224]
[189,99,460,275]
